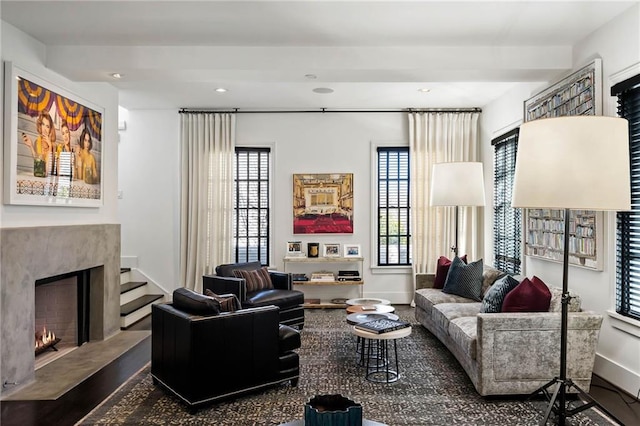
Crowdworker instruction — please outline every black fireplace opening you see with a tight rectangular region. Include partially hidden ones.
[35,269,91,353]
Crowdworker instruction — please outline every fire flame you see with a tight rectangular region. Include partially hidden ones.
[35,327,56,349]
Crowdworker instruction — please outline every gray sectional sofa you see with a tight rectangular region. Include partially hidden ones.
[414,266,603,396]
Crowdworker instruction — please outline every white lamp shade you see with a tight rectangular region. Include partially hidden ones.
[512,116,630,211]
[430,162,486,206]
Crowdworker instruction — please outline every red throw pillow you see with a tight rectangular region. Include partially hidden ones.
[434,255,467,289]
[501,276,551,312]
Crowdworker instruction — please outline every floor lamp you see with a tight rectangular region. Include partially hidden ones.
[512,116,630,426]
[430,162,486,256]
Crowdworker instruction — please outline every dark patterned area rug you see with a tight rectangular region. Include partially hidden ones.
[77,306,614,425]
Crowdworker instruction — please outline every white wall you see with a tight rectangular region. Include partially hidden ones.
[237,112,412,303]
[117,109,180,291]
[480,5,640,396]
[118,111,414,302]
[0,23,119,227]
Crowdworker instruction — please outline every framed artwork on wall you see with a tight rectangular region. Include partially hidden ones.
[522,59,604,270]
[292,173,354,234]
[3,61,104,207]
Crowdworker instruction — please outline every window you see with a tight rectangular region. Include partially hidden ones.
[613,73,640,321]
[377,147,411,266]
[234,147,270,265]
[492,129,522,274]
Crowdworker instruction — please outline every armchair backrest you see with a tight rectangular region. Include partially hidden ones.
[216,261,262,278]
[152,303,281,402]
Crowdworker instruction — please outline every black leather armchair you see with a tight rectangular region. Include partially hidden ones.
[151,291,300,411]
[203,261,305,329]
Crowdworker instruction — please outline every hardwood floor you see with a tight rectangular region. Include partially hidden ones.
[589,374,640,426]
[1,314,639,426]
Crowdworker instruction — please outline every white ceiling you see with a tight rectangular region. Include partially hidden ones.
[1,0,637,110]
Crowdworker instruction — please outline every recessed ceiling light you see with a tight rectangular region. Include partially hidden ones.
[111,73,123,79]
[418,88,431,93]
[215,87,228,93]
[305,74,318,79]
[313,87,334,94]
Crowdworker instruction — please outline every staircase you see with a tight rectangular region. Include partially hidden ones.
[120,267,164,329]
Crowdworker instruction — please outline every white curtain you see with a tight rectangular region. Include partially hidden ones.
[409,111,482,286]
[180,113,236,291]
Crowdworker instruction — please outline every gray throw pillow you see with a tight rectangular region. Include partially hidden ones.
[480,274,520,313]
[442,257,484,301]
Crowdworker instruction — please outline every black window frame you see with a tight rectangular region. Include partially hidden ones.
[376,146,411,266]
[492,128,522,274]
[233,147,270,266]
[613,73,640,321]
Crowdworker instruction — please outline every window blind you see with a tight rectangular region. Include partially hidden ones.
[234,147,270,265]
[377,147,411,266]
[492,129,522,274]
[614,77,640,321]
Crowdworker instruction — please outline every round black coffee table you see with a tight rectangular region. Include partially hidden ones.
[346,311,400,368]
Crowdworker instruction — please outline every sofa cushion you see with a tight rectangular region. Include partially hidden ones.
[415,288,479,318]
[547,286,582,312]
[442,257,484,301]
[431,302,481,333]
[234,267,274,292]
[501,276,551,312]
[480,275,520,313]
[204,289,241,312]
[481,266,506,297]
[434,255,467,289]
[244,288,304,310]
[172,287,220,315]
[449,316,478,360]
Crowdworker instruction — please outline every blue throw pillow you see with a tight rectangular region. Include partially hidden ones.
[442,257,484,301]
[480,274,520,313]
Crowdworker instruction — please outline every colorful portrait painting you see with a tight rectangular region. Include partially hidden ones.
[4,63,104,207]
[293,173,353,234]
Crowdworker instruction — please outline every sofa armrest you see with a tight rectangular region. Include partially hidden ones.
[202,274,246,301]
[475,311,603,396]
[416,273,436,290]
[269,271,292,290]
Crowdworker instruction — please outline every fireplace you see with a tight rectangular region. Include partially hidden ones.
[33,270,92,366]
[1,224,121,394]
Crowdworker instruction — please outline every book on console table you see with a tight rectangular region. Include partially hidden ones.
[354,318,410,334]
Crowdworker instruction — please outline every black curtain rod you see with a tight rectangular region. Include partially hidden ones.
[178,107,482,114]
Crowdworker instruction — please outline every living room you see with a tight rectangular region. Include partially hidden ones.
[1,1,640,425]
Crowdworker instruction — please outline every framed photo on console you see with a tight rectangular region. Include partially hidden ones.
[323,243,341,257]
[286,241,305,257]
[343,244,361,258]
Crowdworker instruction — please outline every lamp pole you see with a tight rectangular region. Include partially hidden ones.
[452,205,459,257]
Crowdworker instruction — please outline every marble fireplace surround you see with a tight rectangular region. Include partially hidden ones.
[1,224,120,394]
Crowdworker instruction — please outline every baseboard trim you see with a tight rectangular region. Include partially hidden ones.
[593,353,640,397]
